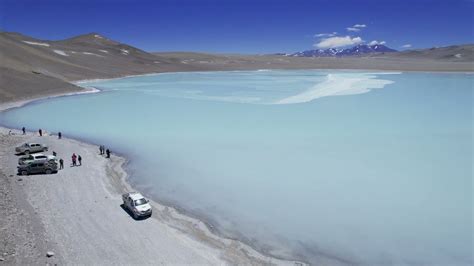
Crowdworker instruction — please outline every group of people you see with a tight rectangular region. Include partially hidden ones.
[20,127,62,139]
[71,153,82,167]
[20,126,113,169]
[52,151,81,169]
[99,145,111,158]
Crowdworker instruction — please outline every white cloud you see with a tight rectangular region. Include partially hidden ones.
[369,40,386,46]
[347,24,367,32]
[315,36,363,49]
[346,27,360,32]
[401,44,412,48]
[314,32,337,37]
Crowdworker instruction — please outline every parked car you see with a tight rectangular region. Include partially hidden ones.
[122,192,152,219]
[18,153,57,165]
[17,161,58,175]
[15,143,48,154]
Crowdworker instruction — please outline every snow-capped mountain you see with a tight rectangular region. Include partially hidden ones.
[291,48,342,57]
[289,44,397,57]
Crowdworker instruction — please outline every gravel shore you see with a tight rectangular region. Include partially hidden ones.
[0,95,300,266]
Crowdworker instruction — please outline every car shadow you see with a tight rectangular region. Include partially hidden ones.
[15,151,44,156]
[16,171,58,176]
[120,204,151,221]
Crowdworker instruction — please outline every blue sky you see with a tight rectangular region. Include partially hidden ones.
[1,0,473,53]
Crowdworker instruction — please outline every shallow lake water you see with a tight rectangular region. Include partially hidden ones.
[1,70,472,265]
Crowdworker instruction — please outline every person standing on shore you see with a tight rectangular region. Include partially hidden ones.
[99,145,104,155]
[72,153,77,166]
[22,127,25,135]
[78,155,82,166]
[39,129,42,137]
[106,149,110,158]
[59,158,64,170]
[58,132,62,139]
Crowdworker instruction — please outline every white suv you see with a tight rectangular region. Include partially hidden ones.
[122,192,152,219]
[18,153,57,165]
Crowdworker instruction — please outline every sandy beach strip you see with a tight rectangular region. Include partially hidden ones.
[0,98,302,265]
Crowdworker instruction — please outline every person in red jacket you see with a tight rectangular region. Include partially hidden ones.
[72,153,77,166]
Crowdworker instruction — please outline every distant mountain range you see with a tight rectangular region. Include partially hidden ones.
[0,31,472,103]
[282,44,398,57]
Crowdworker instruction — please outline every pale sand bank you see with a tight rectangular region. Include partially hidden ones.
[0,101,302,265]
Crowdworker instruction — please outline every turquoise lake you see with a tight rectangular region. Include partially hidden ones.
[1,70,472,265]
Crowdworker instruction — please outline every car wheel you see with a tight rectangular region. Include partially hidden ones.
[133,212,138,219]
[24,150,30,155]
[21,171,28,176]
[45,169,52,175]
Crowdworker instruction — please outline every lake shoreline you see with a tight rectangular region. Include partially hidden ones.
[71,68,472,86]
[0,86,306,265]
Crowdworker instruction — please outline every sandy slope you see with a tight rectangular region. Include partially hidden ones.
[0,125,300,265]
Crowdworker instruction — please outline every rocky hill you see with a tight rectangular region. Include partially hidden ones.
[0,32,198,103]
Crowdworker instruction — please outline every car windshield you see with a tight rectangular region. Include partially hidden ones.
[134,199,148,206]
